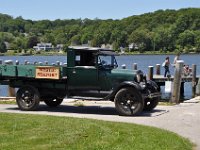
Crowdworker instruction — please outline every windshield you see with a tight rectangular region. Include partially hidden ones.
[98,55,118,69]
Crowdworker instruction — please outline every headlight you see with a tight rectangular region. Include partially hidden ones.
[136,70,144,82]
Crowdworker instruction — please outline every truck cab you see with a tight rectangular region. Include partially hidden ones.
[67,47,120,96]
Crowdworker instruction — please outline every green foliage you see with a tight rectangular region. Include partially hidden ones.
[26,36,38,48]
[63,44,69,52]
[1,8,200,53]
[0,39,7,53]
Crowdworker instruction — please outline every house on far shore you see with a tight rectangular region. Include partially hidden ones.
[128,43,139,51]
[33,43,53,51]
[4,42,10,49]
[56,44,64,51]
[101,44,113,49]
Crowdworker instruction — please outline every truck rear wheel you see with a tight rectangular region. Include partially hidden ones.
[44,98,63,107]
[16,85,40,111]
[114,87,144,116]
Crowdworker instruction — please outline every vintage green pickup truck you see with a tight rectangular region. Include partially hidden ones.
[0,47,161,116]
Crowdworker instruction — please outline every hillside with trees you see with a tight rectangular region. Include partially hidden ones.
[0,8,200,54]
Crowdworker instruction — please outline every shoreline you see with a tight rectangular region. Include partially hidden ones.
[1,52,200,56]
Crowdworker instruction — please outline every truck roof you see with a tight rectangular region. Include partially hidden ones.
[68,46,118,55]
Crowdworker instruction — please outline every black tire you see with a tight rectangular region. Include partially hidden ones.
[143,98,159,111]
[114,87,144,116]
[44,98,63,107]
[143,82,160,111]
[16,85,40,111]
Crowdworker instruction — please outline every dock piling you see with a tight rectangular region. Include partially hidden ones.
[171,60,184,103]
[148,66,154,80]
[192,64,197,98]
[8,86,15,97]
[133,63,137,70]
[156,64,161,75]
[16,60,19,65]
[24,60,28,65]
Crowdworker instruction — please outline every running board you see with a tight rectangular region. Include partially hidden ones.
[70,96,107,101]
[143,92,161,99]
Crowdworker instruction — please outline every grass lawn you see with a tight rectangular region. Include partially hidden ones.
[0,100,16,104]
[0,113,193,150]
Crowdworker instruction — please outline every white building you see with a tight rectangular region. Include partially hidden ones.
[33,43,53,51]
[56,44,64,51]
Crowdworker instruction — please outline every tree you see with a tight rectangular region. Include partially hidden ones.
[177,30,195,49]
[153,27,174,52]
[194,31,200,52]
[41,33,55,45]
[70,35,81,46]
[55,33,67,44]
[0,40,7,53]
[10,37,27,50]
[26,36,39,48]
[128,29,152,52]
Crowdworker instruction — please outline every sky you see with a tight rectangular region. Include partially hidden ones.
[0,0,200,20]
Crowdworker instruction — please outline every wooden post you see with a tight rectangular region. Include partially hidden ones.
[133,63,137,70]
[56,61,60,65]
[24,60,28,65]
[122,64,126,69]
[16,60,19,65]
[196,78,200,96]
[148,66,154,80]
[156,64,160,75]
[180,82,185,102]
[0,59,2,64]
[192,64,197,98]
[8,86,15,97]
[171,60,184,103]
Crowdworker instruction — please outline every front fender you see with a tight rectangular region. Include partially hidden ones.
[147,80,160,91]
[108,81,142,101]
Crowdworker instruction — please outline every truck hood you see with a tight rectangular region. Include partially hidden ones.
[109,68,137,82]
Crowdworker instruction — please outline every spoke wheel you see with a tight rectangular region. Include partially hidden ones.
[44,98,63,107]
[16,85,40,111]
[114,87,144,116]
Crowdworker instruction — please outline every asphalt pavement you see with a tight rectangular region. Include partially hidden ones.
[0,97,200,149]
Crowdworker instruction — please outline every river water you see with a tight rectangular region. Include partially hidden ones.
[0,54,200,99]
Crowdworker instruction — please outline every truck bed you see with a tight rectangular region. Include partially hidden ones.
[0,64,68,80]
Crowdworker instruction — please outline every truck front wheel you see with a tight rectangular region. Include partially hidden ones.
[143,98,159,111]
[44,98,63,107]
[143,83,160,111]
[16,85,40,111]
[114,87,144,116]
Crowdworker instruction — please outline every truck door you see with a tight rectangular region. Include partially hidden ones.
[67,51,99,90]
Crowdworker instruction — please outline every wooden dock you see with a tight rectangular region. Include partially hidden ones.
[145,62,199,103]
[153,75,199,83]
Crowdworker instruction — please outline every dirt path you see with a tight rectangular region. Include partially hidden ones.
[0,98,200,149]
